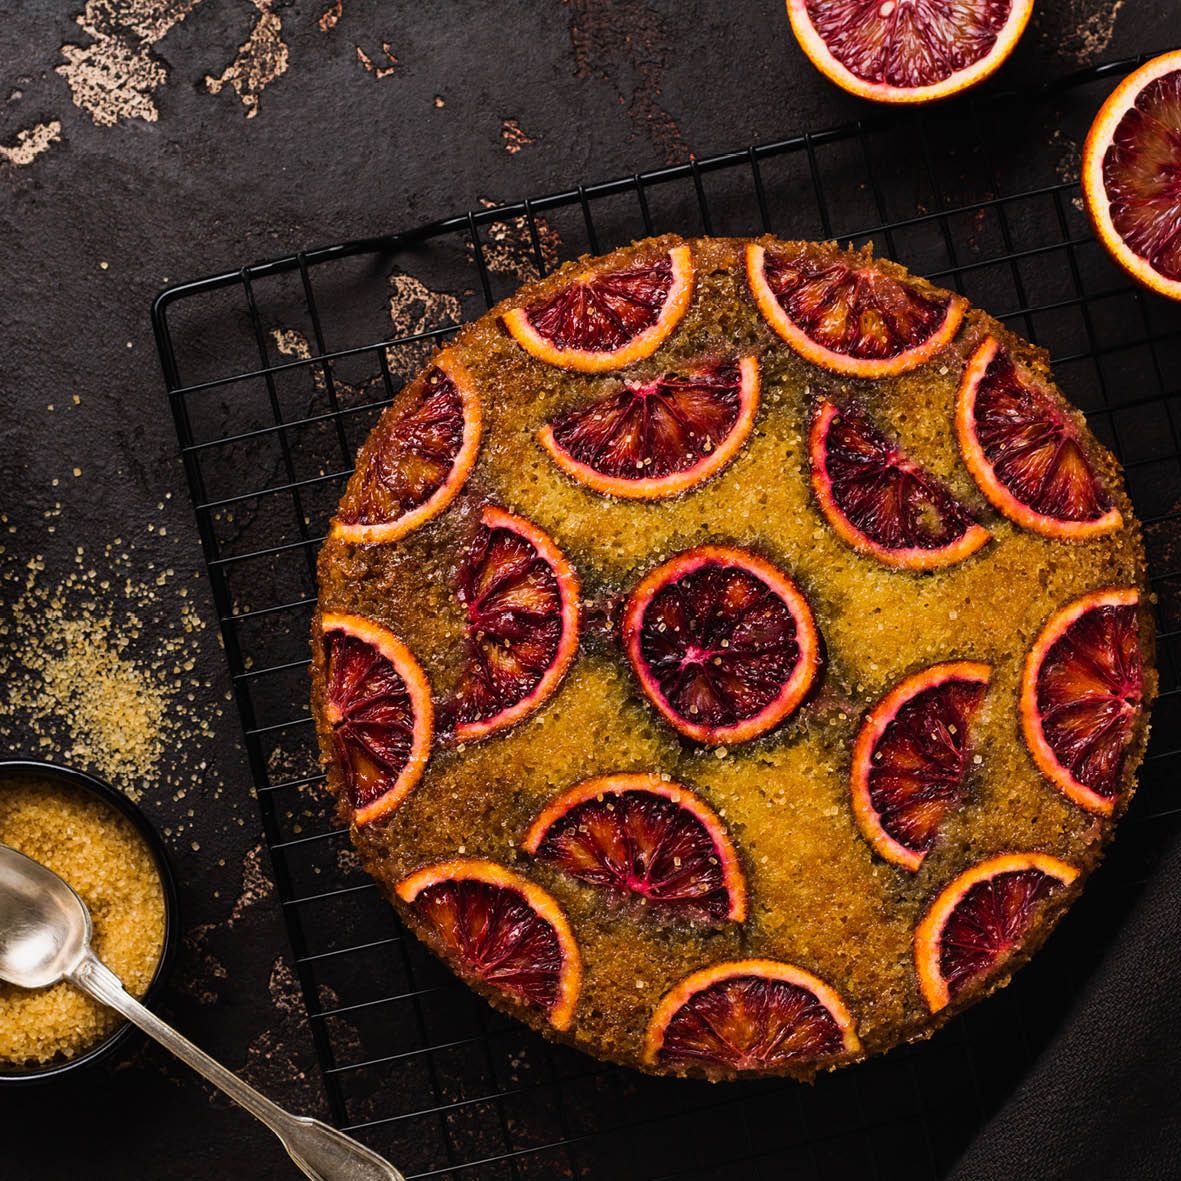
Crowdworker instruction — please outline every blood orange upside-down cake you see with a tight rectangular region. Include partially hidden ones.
[311,235,1155,1080]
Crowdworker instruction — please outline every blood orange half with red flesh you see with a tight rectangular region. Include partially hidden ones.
[522,773,747,922]
[538,357,760,499]
[851,661,990,871]
[1020,589,1144,816]
[503,244,695,372]
[396,859,582,1030]
[811,399,990,569]
[643,959,860,1075]
[622,546,821,745]
[747,242,965,377]
[1082,51,1181,302]
[915,852,1078,1012]
[320,612,433,826]
[452,506,580,743]
[786,0,1033,105]
[333,351,482,544]
[957,337,1121,539]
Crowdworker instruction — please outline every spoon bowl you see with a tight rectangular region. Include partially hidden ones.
[0,844,92,990]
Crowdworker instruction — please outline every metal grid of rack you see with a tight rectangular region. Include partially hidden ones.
[154,56,1181,1180]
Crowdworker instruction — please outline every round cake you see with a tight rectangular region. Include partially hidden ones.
[311,235,1155,1080]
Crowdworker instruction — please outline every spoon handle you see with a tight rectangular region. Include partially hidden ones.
[69,955,404,1181]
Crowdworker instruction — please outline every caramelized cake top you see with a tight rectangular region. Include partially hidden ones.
[312,236,1153,1080]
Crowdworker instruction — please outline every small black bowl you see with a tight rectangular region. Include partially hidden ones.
[0,758,179,1084]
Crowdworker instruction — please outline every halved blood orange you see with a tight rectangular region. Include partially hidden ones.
[503,244,694,372]
[1082,51,1181,301]
[537,357,760,499]
[643,959,860,1073]
[1020,589,1144,816]
[622,545,821,745]
[851,661,990,871]
[746,242,965,377]
[332,351,482,544]
[521,772,747,922]
[452,506,580,743]
[320,612,433,826]
[786,0,1033,105]
[956,337,1121,539]
[915,852,1078,1012]
[396,859,582,1030]
[810,398,990,569]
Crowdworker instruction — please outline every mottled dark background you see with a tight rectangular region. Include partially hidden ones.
[1,2,1177,1179]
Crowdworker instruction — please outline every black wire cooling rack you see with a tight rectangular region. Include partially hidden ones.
[154,55,1181,1180]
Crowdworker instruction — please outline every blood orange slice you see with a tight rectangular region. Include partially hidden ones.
[320,612,433,826]
[1020,589,1144,816]
[537,357,760,499]
[521,772,747,922]
[396,859,582,1030]
[786,0,1033,105]
[622,545,821,745]
[811,399,990,569]
[333,351,482,544]
[915,852,1078,1012]
[1082,51,1181,301]
[503,244,694,372]
[851,661,990,871]
[746,242,965,377]
[643,959,860,1074]
[452,506,580,743]
[956,338,1121,539]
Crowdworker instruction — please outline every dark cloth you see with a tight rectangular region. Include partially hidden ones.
[951,830,1181,1181]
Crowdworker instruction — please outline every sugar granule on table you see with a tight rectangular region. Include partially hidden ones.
[0,533,224,813]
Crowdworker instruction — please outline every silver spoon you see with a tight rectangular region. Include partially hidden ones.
[0,842,403,1181]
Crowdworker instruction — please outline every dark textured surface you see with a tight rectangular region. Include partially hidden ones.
[950,828,1181,1181]
[1,2,1178,1179]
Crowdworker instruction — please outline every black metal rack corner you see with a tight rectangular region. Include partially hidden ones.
[154,54,1181,1180]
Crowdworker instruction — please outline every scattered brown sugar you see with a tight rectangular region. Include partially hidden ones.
[12,607,169,790]
[0,529,226,831]
[0,775,166,1067]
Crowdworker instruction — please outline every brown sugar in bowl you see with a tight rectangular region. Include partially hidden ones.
[0,760,178,1084]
